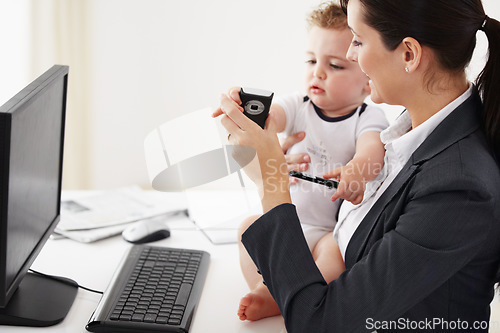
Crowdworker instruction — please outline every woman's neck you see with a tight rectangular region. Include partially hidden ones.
[405,73,469,129]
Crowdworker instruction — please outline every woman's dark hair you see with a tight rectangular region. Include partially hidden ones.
[340,0,500,285]
[340,0,500,159]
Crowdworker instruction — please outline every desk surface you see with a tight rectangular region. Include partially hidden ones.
[5,188,500,333]
[7,225,286,333]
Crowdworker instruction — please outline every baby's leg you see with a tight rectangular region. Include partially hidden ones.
[237,215,280,321]
[311,232,345,282]
[238,215,264,289]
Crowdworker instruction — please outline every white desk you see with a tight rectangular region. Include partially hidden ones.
[5,188,500,333]
[5,225,286,332]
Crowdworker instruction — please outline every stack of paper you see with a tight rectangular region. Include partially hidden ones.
[55,187,189,243]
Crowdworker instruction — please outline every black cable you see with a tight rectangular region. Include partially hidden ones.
[28,268,104,295]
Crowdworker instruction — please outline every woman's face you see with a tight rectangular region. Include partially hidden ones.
[345,0,406,105]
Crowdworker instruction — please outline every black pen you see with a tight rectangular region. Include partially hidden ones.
[289,170,338,189]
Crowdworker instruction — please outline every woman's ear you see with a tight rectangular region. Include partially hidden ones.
[362,79,371,95]
[400,37,422,73]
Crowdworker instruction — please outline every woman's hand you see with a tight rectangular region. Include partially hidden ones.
[214,88,310,181]
[212,87,243,118]
[214,92,291,212]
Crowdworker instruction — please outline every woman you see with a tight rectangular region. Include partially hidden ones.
[217,0,500,331]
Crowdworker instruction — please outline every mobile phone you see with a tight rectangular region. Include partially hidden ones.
[240,87,273,129]
[289,170,338,189]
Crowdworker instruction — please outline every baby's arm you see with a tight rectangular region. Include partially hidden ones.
[323,131,384,205]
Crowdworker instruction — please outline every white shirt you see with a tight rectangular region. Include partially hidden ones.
[333,84,474,259]
[275,92,388,228]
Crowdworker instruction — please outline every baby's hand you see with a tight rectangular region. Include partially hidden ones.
[280,131,310,185]
[323,163,367,205]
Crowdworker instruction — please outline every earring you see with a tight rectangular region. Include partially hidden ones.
[405,67,409,73]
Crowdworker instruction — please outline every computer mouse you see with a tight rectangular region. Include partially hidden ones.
[122,217,171,244]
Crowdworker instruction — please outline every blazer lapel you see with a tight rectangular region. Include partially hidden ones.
[345,162,419,266]
[344,91,483,268]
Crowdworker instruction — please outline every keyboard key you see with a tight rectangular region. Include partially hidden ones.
[171,309,184,316]
[168,318,181,326]
[119,314,132,321]
[131,314,144,322]
[110,312,121,320]
[144,313,157,323]
[175,283,192,307]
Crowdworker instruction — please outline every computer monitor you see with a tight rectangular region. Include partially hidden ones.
[0,65,77,327]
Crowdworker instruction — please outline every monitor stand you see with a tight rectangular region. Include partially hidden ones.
[0,272,78,327]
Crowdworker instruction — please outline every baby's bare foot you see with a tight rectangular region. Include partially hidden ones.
[237,285,280,321]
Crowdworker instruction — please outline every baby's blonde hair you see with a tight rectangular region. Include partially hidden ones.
[307,1,347,30]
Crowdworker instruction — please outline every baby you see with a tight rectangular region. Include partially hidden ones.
[215,2,388,321]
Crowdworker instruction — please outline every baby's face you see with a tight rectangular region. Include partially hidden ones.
[304,26,369,116]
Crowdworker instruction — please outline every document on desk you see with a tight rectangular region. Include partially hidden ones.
[186,188,262,244]
[54,188,189,242]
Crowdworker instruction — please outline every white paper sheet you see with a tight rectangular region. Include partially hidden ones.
[57,187,188,231]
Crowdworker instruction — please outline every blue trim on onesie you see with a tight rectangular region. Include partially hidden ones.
[303,96,367,123]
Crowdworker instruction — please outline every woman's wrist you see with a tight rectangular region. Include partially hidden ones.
[257,146,292,213]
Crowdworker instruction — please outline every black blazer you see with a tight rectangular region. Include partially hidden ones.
[242,91,500,332]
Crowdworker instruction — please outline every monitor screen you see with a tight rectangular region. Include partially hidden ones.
[0,65,76,327]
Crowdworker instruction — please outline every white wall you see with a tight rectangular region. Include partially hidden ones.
[0,1,31,106]
[3,0,500,190]
[87,0,323,190]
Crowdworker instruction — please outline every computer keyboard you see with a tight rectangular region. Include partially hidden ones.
[86,245,210,333]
